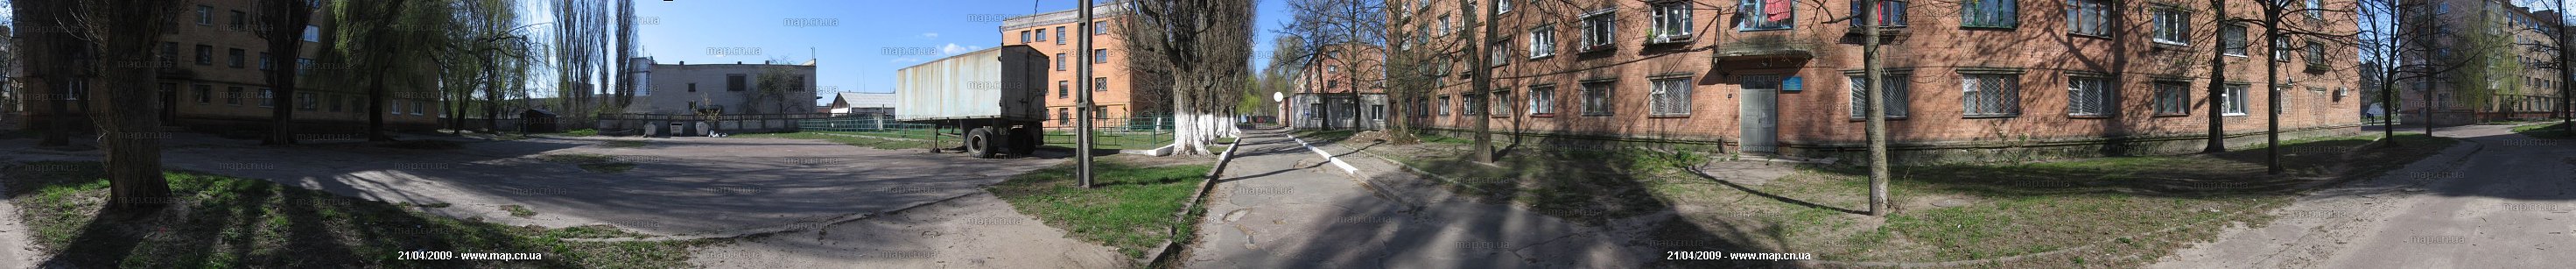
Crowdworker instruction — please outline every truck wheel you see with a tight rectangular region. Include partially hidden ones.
[966,127,997,159]
[1009,126,1039,156]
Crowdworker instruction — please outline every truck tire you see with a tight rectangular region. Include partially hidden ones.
[966,127,997,159]
[1009,126,1039,156]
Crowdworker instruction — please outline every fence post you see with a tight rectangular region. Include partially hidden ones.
[875,114,888,131]
[1155,117,1163,133]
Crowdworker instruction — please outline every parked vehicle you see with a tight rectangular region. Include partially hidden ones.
[894,45,1049,158]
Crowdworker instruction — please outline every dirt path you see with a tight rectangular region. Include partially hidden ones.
[2153,125,2576,268]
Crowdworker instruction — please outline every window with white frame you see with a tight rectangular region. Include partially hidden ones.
[2067,75,2113,116]
[1464,93,1485,116]
[1439,14,1453,36]
[1651,78,1695,116]
[2273,38,2290,61]
[1057,53,1067,70]
[1850,74,1913,118]
[1529,25,1556,58]
[1961,0,2018,28]
[1491,40,1510,67]
[2154,81,2189,115]
[2222,84,2249,115]
[1961,74,2021,117]
[1737,0,1792,31]
[2306,0,2323,18]
[2067,0,2108,36]
[1651,2,1694,41]
[1438,96,1451,116]
[1581,10,1617,51]
[1497,0,1511,14]
[258,88,275,107]
[1853,0,1908,27]
[1529,85,1556,115]
[1581,81,1614,116]
[2222,23,2248,56]
[2153,6,2189,45]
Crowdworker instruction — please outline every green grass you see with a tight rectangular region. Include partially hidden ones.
[730,131,935,150]
[502,205,537,218]
[985,159,1210,260]
[1042,131,1176,151]
[540,153,637,173]
[2,161,709,268]
[2513,122,2572,139]
[561,129,600,137]
[1385,133,2461,266]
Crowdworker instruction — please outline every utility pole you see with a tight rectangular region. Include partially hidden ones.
[1077,0,1096,188]
[1466,0,1494,163]
[1862,0,1891,216]
[2264,4,2283,175]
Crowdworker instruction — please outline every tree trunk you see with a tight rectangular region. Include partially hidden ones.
[85,0,187,211]
[263,0,313,145]
[369,75,392,141]
[2204,0,2228,153]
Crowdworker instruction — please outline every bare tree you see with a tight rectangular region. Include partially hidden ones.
[13,0,76,147]
[1121,0,1256,155]
[259,0,314,145]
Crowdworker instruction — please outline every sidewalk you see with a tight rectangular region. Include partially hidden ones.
[2154,124,2576,268]
[1185,127,1651,268]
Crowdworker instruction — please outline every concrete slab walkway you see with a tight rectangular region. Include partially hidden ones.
[2154,124,2576,268]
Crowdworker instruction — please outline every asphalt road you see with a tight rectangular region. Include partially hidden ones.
[2156,124,2576,268]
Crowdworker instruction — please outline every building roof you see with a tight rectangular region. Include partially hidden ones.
[834,92,898,108]
[1000,1,1131,31]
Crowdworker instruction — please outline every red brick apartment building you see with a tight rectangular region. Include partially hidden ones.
[1287,44,1392,130]
[1390,0,2362,163]
[8,0,445,135]
[1001,2,1162,128]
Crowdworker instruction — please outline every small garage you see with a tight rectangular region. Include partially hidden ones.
[520,109,560,133]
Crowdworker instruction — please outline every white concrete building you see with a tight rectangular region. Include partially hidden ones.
[624,57,819,115]
[826,92,897,116]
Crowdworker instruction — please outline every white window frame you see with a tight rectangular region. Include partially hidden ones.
[1491,40,1511,67]
[1651,78,1695,116]
[1438,96,1451,116]
[2153,6,2190,46]
[1651,3,1694,42]
[1961,74,2022,117]
[1737,0,1793,31]
[2222,84,2249,116]
[1529,25,1556,59]
[1529,85,1556,115]
[1580,9,1617,52]
[2067,75,2114,117]
[1850,74,1912,118]
[1497,0,1512,14]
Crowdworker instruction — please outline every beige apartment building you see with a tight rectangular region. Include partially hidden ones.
[2395,0,2569,125]
[9,0,444,134]
[1288,44,1392,129]
[1391,0,2362,163]
[1002,2,1162,127]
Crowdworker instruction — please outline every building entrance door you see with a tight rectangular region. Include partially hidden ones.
[1737,78,1779,153]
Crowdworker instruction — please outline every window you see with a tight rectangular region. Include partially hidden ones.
[1093,49,1107,63]
[296,58,314,74]
[1853,0,1908,27]
[1093,78,1106,91]
[1961,0,2018,28]
[227,87,243,105]
[413,100,427,116]
[1058,81,1070,98]
[726,74,747,91]
[1849,74,1913,118]
[1035,29,1047,42]
[1021,31,1031,43]
[1464,93,1485,116]
[2273,38,2290,61]
[1651,3,1694,41]
[2067,75,2113,116]
[2222,84,2249,115]
[1581,10,1617,51]
[1437,96,1451,116]
[2152,6,2188,45]
[1439,14,1454,36]
[1054,26,1065,45]
[304,25,320,42]
[2222,23,2248,56]
[1056,53,1067,70]
[1581,81,1614,116]
[2306,0,2323,18]
[195,45,213,65]
[2154,81,2189,115]
[1652,78,1695,116]
[193,85,211,103]
[230,11,246,30]
[1529,25,1556,58]
[197,6,213,25]
[687,82,698,92]
[228,48,245,67]
[1497,0,1511,14]
[1093,21,1106,35]
[258,88,274,108]
[1961,74,2021,117]
[2306,40,2326,66]
[1737,0,1792,31]
[1057,109,1070,124]
[298,93,317,111]
[391,99,405,115]
[1490,40,1510,67]
[1529,86,1556,115]
[1327,67,1337,73]
[790,75,805,91]
[2064,0,2109,35]
[259,53,272,70]
[1490,91,1512,116]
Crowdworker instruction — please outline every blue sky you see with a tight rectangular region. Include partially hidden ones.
[606,0,1293,105]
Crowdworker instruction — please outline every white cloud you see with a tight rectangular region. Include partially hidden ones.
[921,32,940,39]
[940,43,981,54]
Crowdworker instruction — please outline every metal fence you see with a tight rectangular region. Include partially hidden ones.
[794,115,1176,150]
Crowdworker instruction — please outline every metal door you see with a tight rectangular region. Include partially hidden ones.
[1737,77,1779,153]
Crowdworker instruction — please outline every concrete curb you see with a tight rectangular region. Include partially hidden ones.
[1283,134,1358,175]
[1141,134,1242,268]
